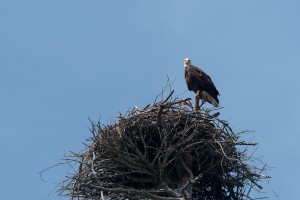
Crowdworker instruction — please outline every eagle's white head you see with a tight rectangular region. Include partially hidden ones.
[184,58,191,67]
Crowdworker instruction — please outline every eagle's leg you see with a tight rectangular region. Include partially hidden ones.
[195,91,201,111]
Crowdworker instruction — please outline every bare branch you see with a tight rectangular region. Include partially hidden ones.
[56,89,269,199]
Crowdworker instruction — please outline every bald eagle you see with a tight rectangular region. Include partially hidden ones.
[184,58,220,107]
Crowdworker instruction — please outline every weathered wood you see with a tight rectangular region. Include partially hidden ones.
[58,90,269,200]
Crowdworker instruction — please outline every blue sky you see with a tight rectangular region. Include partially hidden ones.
[1,0,300,199]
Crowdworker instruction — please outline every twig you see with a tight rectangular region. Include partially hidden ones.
[57,89,269,199]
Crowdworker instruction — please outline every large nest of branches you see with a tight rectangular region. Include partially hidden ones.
[60,90,269,200]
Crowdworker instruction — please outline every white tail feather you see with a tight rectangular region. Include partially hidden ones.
[202,91,219,107]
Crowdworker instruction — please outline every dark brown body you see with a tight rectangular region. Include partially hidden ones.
[185,64,219,106]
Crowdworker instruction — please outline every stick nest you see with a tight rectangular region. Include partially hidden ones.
[60,90,269,200]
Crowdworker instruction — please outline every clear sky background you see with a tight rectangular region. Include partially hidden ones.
[1,0,299,199]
